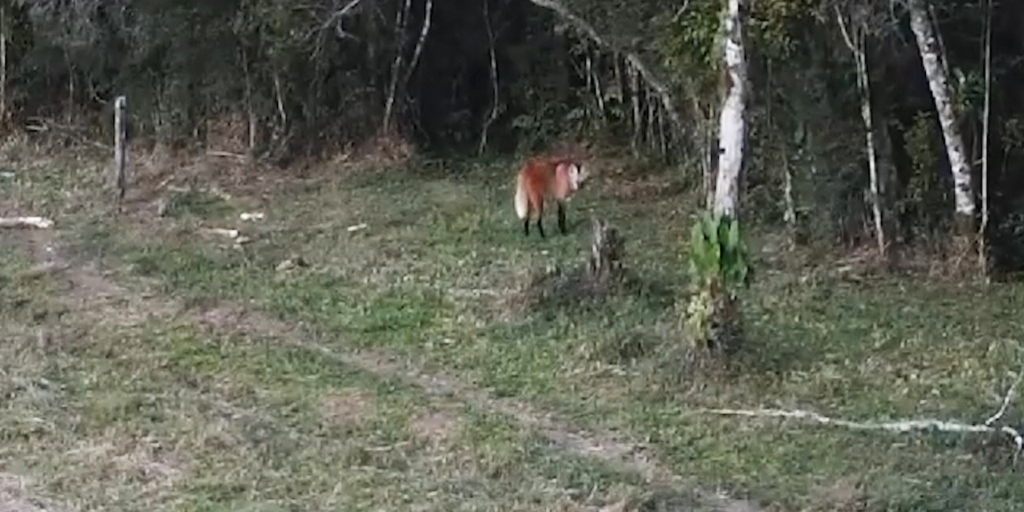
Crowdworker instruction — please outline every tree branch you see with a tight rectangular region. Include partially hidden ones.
[672,0,691,23]
[525,0,685,139]
[834,5,858,55]
[382,0,413,133]
[401,0,433,95]
[0,217,55,229]
[320,0,368,40]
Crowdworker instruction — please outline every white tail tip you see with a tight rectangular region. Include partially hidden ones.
[514,180,529,220]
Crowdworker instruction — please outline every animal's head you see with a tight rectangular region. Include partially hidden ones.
[567,161,590,191]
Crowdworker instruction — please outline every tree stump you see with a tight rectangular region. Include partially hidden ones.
[586,218,625,290]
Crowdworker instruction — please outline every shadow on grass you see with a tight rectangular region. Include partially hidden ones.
[515,260,681,365]
[522,266,677,317]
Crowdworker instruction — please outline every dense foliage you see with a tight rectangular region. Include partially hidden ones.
[4,0,1024,270]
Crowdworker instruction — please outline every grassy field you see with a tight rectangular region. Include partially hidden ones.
[3,142,1024,511]
[2,241,668,511]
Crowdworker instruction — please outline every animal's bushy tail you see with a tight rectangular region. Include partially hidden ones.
[514,175,529,220]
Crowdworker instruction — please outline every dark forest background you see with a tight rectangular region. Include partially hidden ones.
[3,0,1024,271]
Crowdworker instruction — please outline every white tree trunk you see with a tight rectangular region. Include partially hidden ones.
[713,0,747,219]
[908,0,975,228]
[836,7,887,257]
[0,2,7,122]
[979,0,992,272]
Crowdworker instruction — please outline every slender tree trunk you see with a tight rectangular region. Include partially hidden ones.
[907,0,976,246]
[478,0,499,155]
[273,71,287,131]
[713,0,747,218]
[589,50,606,123]
[630,65,642,154]
[647,90,657,152]
[767,58,798,247]
[692,95,715,210]
[382,0,413,133]
[837,7,888,259]
[241,45,257,154]
[613,53,625,104]
[876,114,898,242]
[65,50,74,124]
[401,0,432,93]
[657,99,668,157]
[782,142,797,246]
[979,0,992,275]
[0,1,7,123]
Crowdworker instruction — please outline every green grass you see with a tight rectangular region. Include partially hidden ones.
[0,244,651,511]
[7,151,1024,510]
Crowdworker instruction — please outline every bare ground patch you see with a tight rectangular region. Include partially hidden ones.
[0,473,70,512]
[320,388,379,427]
[409,409,463,447]
[63,436,193,496]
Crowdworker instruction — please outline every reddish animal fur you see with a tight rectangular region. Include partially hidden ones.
[513,156,589,238]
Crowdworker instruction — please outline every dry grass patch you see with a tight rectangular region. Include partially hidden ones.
[320,388,379,427]
[63,436,193,495]
[191,303,296,339]
[0,473,70,512]
[409,408,463,448]
[329,130,418,176]
[806,477,868,512]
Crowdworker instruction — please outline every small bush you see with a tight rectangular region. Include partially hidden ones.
[681,210,753,356]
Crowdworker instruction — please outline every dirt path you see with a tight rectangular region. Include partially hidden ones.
[6,225,762,512]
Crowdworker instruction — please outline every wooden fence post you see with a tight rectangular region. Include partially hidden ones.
[114,95,127,211]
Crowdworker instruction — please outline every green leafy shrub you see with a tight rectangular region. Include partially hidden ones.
[681,210,753,356]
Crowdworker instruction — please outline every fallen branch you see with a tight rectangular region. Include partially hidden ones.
[23,118,109,150]
[201,227,239,239]
[986,367,1024,427]
[525,0,685,138]
[207,150,248,161]
[0,216,54,229]
[699,367,1024,462]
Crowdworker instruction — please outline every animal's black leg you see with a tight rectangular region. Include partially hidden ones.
[557,202,567,234]
[523,218,530,237]
[536,217,546,238]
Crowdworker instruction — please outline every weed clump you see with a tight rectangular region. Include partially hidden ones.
[679,210,753,359]
[521,218,630,311]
